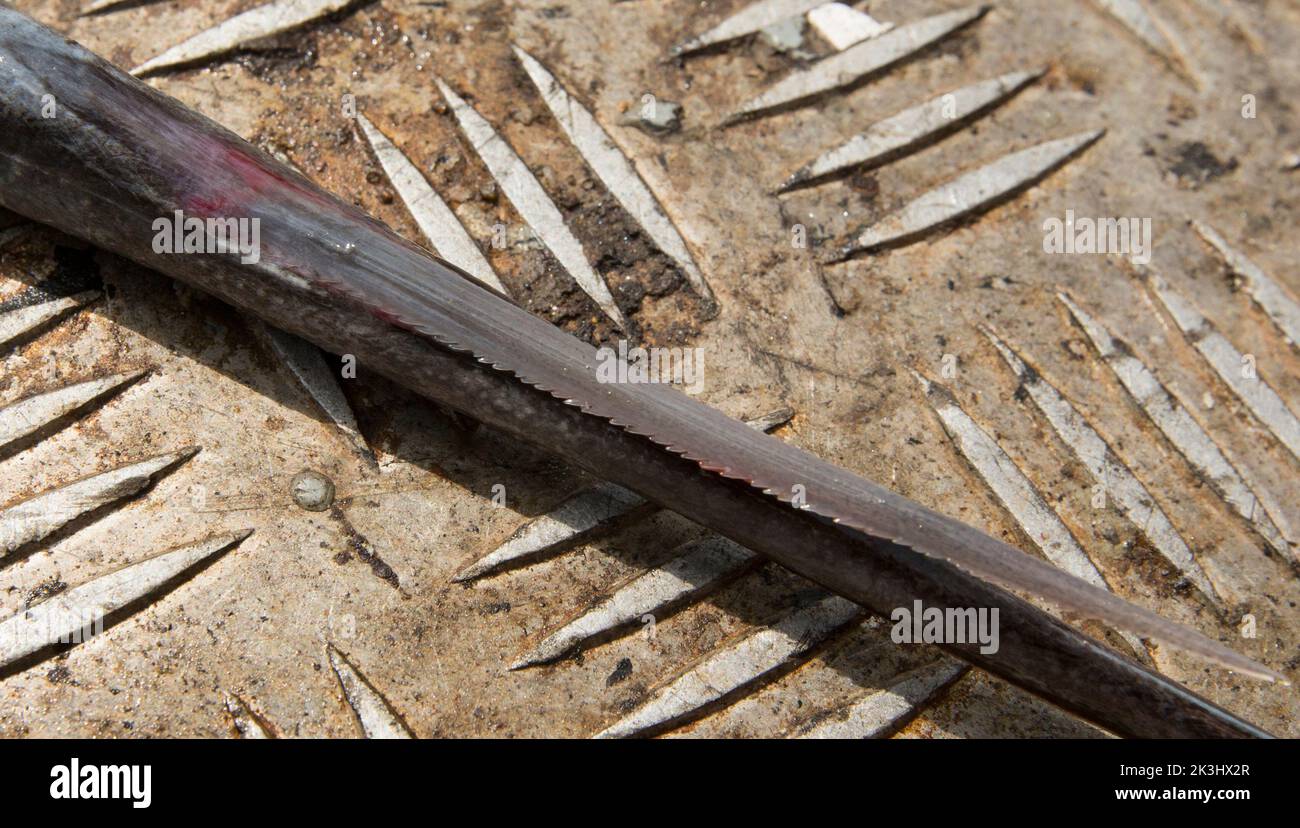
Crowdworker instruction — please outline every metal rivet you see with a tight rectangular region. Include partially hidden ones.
[290,470,335,512]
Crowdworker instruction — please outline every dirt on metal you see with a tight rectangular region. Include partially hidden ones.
[0,0,1296,738]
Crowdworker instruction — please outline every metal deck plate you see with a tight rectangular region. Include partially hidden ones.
[0,0,1296,738]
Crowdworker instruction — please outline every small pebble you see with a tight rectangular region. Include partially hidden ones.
[291,470,336,512]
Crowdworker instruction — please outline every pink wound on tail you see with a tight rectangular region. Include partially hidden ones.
[181,133,334,217]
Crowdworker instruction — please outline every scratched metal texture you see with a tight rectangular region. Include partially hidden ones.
[0,0,1295,738]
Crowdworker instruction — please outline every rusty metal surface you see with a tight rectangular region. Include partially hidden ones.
[0,0,1296,738]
